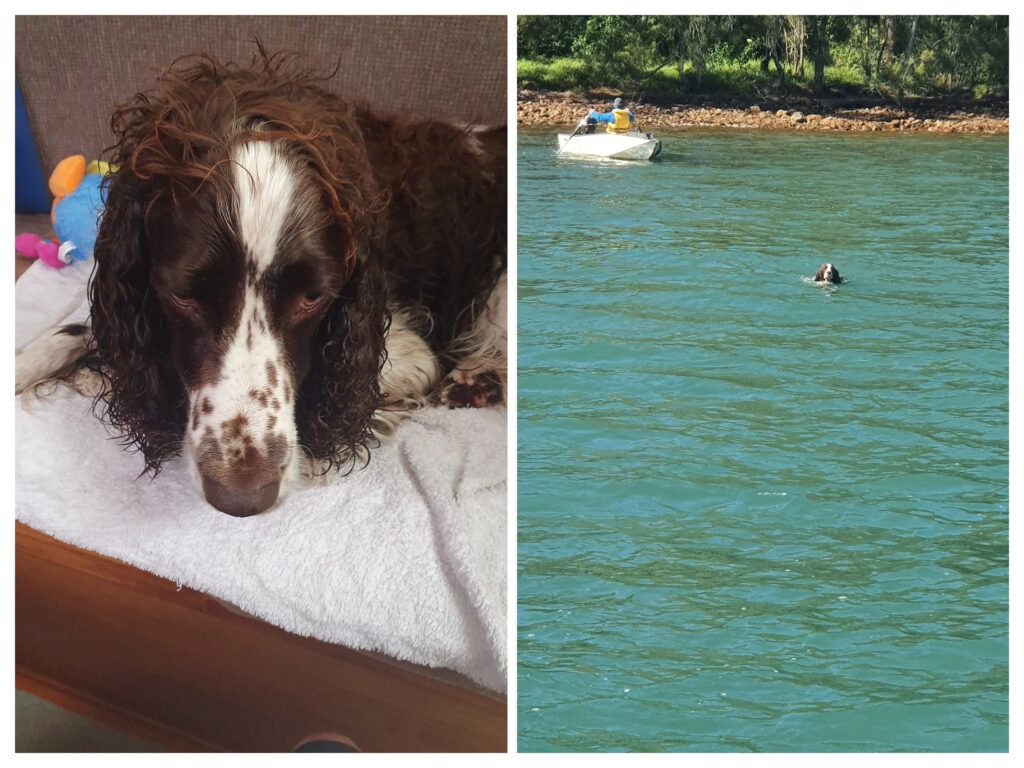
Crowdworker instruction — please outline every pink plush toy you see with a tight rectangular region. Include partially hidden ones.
[15,232,64,269]
[16,154,111,270]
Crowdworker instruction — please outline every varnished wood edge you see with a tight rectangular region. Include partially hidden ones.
[16,667,218,752]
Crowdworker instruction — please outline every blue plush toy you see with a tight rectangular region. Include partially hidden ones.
[52,172,107,265]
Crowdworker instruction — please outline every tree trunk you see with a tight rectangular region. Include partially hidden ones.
[792,16,806,77]
[675,18,687,89]
[810,17,829,95]
[860,27,872,80]
[813,59,825,94]
[773,53,786,89]
[874,15,893,78]
[768,17,786,89]
[896,16,918,102]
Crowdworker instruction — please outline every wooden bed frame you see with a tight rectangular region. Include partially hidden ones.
[15,522,507,752]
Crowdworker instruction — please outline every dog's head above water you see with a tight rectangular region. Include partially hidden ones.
[813,263,843,284]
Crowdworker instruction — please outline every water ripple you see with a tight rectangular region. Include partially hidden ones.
[518,129,1008,752]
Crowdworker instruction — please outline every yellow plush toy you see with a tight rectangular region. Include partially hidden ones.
[48,155,115,224]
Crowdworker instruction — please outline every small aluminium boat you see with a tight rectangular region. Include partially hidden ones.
[556,129,662,161]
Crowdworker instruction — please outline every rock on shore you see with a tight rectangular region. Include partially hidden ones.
[517,89,1008,135]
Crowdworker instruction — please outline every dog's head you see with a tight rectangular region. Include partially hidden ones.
[814,263,842,284]
[88,48,388,516]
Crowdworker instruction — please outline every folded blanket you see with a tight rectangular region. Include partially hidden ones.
[15,261,507,692]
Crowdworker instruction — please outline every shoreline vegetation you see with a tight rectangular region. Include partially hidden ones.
[517,15,1008,135]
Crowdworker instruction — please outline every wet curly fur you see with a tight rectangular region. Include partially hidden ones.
[67,45,505,477]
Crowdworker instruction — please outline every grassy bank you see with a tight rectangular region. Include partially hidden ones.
[518,48,978,100]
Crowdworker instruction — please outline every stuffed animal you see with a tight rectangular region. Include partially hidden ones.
[15,154,111,269]
[53,172,106,264]
[14,232,62,269]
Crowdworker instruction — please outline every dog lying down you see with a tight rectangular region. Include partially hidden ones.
[14,47,507,518]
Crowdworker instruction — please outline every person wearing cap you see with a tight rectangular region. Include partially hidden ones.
[586,97,635,134]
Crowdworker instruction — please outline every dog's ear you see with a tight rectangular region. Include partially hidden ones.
[88,171,187,472]
[294,246,388,471]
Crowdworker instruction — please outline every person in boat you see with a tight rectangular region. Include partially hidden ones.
[584,97,635,134]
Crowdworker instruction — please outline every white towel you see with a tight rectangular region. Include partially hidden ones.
[14,261,507,693]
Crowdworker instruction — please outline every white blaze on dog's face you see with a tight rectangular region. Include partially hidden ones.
[815,263,841,284]
[78,52,507,519]
[151,139,341,517]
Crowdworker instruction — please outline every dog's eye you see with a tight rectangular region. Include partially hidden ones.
[169,292,200,314]
[294,290,326,316]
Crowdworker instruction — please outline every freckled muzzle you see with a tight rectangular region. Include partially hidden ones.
[193,420,291,517]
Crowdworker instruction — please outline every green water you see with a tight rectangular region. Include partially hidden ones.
[517,128,1008,752]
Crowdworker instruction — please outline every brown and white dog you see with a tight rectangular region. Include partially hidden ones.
[813,263,843,284]
[15,48,506,517]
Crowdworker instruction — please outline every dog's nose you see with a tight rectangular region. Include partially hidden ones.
[201,474,280,517]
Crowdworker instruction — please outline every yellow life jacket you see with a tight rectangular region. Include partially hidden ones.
[606,108,631,134]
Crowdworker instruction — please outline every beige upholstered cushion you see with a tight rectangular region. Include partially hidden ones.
[16,16,506,174]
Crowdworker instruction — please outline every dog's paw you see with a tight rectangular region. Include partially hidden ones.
[72,368,104,398]
[439,369,504,408]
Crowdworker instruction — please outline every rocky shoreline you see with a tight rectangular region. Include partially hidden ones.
[518,89,1008,135]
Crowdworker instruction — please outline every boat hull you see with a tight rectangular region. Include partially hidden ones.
[556,131,662,161]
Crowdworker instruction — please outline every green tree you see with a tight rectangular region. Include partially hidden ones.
[913,16,1009,94]
[805,15,852,94]
[571,16,667,90]
[649,15,734,91]
[518,14,1008,101]
[517,16,589,60]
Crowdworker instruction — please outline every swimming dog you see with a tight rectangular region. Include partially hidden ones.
[813,263,843,284]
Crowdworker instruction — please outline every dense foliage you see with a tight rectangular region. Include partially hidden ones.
[518,16,1009,99]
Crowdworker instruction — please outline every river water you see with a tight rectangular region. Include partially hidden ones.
[517,127,1008,751]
